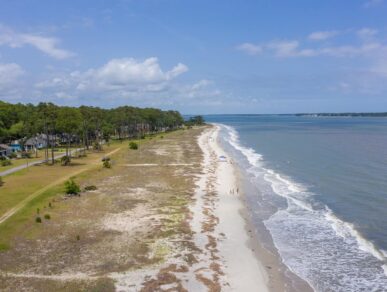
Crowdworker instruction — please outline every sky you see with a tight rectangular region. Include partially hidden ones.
[1,0,387,114]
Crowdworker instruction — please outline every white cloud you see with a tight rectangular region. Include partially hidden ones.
[76,57,188,91]
[237,28,387,59]
[267,41,303,57]
[191,79,213,90]
[0,25,74,59]
[357,28,378,40]
[236,43,262,55]
[308,30,339,41]
[35,57,190,102]
[0,63,24,87]
[0,62,25,98]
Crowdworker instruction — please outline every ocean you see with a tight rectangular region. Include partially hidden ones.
[205,115,387,291]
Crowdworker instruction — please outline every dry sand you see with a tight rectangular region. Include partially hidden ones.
[191,125,269,291]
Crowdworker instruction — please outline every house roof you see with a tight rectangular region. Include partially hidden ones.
[0,144,11,150]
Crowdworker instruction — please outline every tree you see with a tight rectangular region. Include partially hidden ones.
[56,107,82,161]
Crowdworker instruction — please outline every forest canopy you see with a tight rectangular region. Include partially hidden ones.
[0,100,185,145]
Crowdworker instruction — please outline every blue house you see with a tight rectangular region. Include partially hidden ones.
[10,140,22,152]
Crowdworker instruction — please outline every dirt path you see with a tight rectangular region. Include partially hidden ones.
[0,148,83,177]
[0,147,122,225]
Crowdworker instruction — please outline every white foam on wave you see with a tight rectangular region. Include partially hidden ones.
[325,208,386,262]
[222,124,263,167]
[219,123,387,287]
[263,171,314,212]
[222,124,313,212]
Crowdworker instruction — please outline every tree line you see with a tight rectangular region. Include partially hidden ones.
[0,100,185,163]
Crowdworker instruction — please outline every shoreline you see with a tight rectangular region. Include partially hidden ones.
[198,124,313,291]
[194,125,269,291]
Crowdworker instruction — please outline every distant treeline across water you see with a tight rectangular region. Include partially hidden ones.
[296,112,387,117]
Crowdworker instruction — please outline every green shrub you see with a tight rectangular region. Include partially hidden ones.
[61,155,71,166]
[93,142,102,151]
[160,135,164,139]
[84,185,97,191]
[21,152,32,158]
[8,152,17,159]
[0,177,4,187]
[1,160,12,166]
[35,216,42,223]
[129,142,138,150]
[49,202,52,208]
[103,160,111,168]
[65,179,81,195]
[44,214,51,220]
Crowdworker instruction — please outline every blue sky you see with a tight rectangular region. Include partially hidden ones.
[1,0,387,114]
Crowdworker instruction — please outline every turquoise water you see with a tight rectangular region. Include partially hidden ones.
[205,115,387,291]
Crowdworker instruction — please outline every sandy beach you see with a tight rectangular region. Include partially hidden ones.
[0,125,300,291]
[191,125,269,291]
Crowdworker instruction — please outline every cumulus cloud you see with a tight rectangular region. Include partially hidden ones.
[308,30,339,41]
[0,25,74,59]
[35,56,191,104]
[76,57,188,92]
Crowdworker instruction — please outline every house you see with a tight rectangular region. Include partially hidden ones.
[0,144,12,157]
[24,134,48,151]
[24,134,58,151]
[10,140,22,152]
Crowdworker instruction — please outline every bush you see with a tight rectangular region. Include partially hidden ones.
[0,177,4,187]
[93,142,102,151]
[35,216,42,223]
[21,152,32,158]
[44,214,51,220]
[8,152,17,159]
[61,155,71,166]
[65,179,81,195]
[129,142,138,150]
[103,160,111,168]
[160,135,164,139]
[84,185,97,191]
[1,160,12,166]
[140,135,146,139]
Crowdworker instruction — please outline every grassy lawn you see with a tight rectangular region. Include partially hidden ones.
[0,150,66,172]
[0,132,180,250]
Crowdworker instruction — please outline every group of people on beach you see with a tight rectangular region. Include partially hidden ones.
[230,188,239,195]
